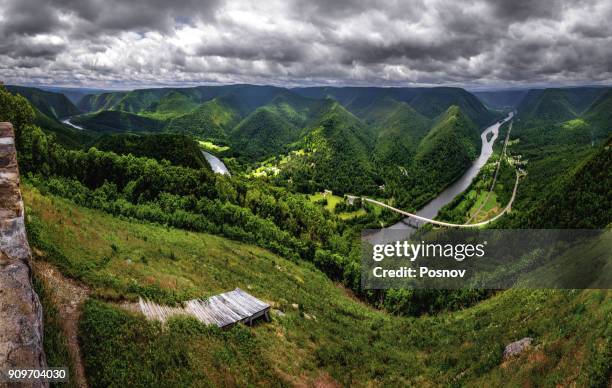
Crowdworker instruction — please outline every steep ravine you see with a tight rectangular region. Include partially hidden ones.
[0,122,47,387]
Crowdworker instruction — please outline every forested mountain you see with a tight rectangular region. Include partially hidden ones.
[1,82,610,387]
[230,107,300,160]
[473,89,528,110]
[94,133,209,169]
[278,100,378,194]
[6,85,80,119]
[517,87,609,123]
[37,86,112,104]
[164,97,241,140]
[413,106,480,191]
[293,86,493,126]
[582,89,612,132]
[71,110,165,133]
[368,99,432,168]
[526,136,611,228]
[6,83,501,205]
[497,86,612,230]
[77,91,128,112]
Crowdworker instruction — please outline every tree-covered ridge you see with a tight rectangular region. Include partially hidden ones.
[516,87,609,124]
[473,89,529,110]
[292,86,494,126]
[495,87,612,229]
[368,99,432,168]
[5,85,81,119]
[230,107,300,160]
[77,91,127,112]
[164,97,241,140]
[93,133,210,169]
[71,110,165,133]
[526,136,611,228]
[414,105,480,184]
[275,101,378,195]
[582,89,612,133]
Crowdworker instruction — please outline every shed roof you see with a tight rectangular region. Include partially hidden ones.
[138,288,270,328]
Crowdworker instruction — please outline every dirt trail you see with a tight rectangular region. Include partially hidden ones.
[32,258,89,388]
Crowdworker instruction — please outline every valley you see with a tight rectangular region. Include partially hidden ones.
[0,82,610,387]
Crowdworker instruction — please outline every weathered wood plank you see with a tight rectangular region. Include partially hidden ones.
[138,288,270,328]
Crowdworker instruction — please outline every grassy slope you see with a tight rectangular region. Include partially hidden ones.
[24,185,611,387]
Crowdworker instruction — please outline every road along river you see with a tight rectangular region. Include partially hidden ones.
[202,151,231,176]
[365,112,514,243]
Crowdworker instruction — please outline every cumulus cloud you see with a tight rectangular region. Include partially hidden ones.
[0,0,610,88]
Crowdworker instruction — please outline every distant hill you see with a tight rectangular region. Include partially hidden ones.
[94,133,209,169]
[142,91,200,119]
[164,97,240,140]
[293,86,494,127]
[4,85,96,148]
[367,99,432,168]
[230,107,300,160]
[6,85,80,119]
[71,110,164,133]
[473,89,528,110]
[582,89,612,135]
[77,91,128,112]
[405,87,494,127]
[278,100,377,194]
[36,86,114,104]
[413,106,480,191]
[517,87,609,123]
[526,136,611,228]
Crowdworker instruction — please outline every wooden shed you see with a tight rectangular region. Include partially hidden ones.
[138,288,271,328]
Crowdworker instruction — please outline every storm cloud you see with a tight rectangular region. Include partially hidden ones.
[0,0,610,88]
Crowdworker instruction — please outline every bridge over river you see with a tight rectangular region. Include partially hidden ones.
[363,112,516,243]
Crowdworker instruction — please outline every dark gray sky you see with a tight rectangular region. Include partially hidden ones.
[1,0,611,88]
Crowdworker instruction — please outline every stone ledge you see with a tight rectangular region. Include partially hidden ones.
[0,122,47,387]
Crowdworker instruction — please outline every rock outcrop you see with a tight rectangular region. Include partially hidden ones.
[503,337,533,360]
[0,122,47,387]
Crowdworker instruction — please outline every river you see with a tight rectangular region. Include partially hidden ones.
[61,118,84,130]
[202,151,231,176]
[366,112,514,243]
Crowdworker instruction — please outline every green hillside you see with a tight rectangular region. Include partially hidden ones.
[292,86,495,128]
[473,89,528,110]
[77,91,127,112]
[517,87,609,124]
[164,97,240,140]
[368,99,432,168]
[71,110,164,133]
[278,101,377,194]
[94,133,209,169]
[526,137,611,228]
[415,106,479,179]
[407,87,494,127]
[230,107,300,160]
[583,89,612,134]
[6,85,81,119]
[24,186,612,387]
[517,89,579,123]
[141,91,200,119]
[114,88,177,113]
